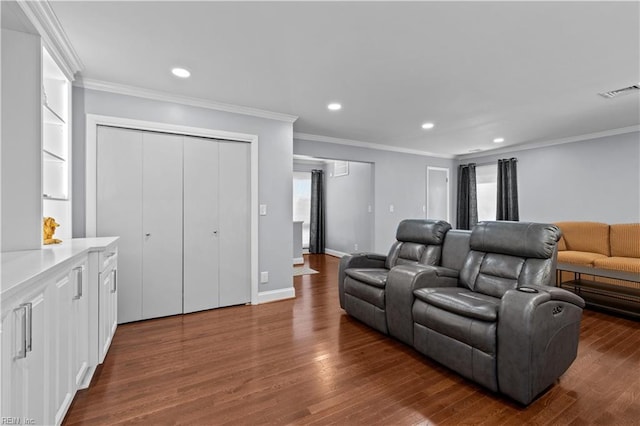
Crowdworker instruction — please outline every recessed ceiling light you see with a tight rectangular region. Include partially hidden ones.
[493,137,505,143]
[171,67,191,78]
[421,122,435,130]
[327,103,342,111]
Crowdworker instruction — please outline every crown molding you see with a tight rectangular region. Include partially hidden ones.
[456,125,640,161]
[293,132,455,159]
[17,0,84,80]
[76,78,299,123]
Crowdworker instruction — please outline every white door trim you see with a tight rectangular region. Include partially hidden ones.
[85,114,260,305]
[426,166,450,223]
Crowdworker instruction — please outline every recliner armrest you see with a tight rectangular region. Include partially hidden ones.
[338,253,387,308]
[497,286,585,405]
[386,264,459,345]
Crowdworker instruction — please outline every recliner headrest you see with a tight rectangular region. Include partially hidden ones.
[470,221,561,259]
[396,219,451,245]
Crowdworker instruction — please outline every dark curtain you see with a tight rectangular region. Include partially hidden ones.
[309,169,325,253]
[497,158,519,221]
[456,163,478,230]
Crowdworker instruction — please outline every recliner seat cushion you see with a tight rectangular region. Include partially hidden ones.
[412,300,497,358]
[344,268,388,288]
[344,277,386,309]
[414,287,500,322]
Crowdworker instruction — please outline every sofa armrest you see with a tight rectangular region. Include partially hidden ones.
[497,286,585,405]
[338,253,387,308]
[386,264,459,345]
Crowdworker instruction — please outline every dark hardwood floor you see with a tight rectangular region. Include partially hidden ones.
[64,254,640,425]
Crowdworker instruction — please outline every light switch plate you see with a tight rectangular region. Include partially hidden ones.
[259,204,267,216]
[260,271,269,283]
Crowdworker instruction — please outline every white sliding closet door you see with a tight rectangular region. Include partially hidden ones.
[142,132,183,320]
[97,126,143,323]
[219,141,251,306]
[183,137,220,313]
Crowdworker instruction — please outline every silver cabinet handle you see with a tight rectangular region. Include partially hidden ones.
[73,266,83,300]
[111,269,117,293]
[14,304,28,359]
[24,302,32,354]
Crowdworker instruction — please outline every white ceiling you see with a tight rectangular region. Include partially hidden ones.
[51,1,640,157]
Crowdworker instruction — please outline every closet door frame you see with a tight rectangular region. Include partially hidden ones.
[85,114,259,305]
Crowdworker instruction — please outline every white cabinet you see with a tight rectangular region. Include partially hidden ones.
[97,128,250,322]
[1,289,47,424]
[49,271,74,425]
[98,249,118,363]
[1,238,118,425]
[70,259,89,390]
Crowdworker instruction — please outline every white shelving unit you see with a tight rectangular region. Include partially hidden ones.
[42,47,72,241]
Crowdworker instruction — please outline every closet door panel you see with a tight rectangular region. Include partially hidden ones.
[96,126,143,323]
[142,133,183,319]
[219,142,251,306]
[183,137,220,313]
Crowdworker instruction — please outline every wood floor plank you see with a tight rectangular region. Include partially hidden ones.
[64,254,640,425]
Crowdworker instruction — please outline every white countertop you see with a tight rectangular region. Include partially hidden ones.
[1,237,119,298]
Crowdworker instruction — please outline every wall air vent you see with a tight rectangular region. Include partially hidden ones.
[598,84,640,99]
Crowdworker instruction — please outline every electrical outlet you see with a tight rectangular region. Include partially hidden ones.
[354,243,359,251]
[389,204,394,213]
[260,271,269,283]
[259,204,267,216]
[367,205,372,213]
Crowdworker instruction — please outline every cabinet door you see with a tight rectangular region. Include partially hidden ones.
[1,291,47,424]
[50,273,74,425]
[97,126,143,323]
[183,137,220,313]
[99,264,117,363]
[141,132,183,319]
[219,142,251,306]
[70,259,89,389]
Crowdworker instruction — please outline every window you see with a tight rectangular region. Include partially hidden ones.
[476,164,497,222]
[293,171,311,248]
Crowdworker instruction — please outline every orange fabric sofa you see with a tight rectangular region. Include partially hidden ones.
[556,221,640,290]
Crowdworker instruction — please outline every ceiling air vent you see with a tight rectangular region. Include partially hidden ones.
[598,84,640,99]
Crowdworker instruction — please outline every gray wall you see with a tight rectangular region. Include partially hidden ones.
[461,131,640,223]
[294,138,456,253]
[325,161,374,254]
[73,87,294,294]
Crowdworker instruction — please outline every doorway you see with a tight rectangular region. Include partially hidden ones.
[293,156,374,256]
[426,166,450,222]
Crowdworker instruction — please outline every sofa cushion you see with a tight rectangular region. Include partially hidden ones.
[558,250,608,266]
[555,222,610,256]
[344,268,388,288]
[413,287,500,322]
[610,224,640,258]
[593,257,640,274]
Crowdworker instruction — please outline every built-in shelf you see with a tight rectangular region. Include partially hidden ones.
[43,149,65,162]
[43,103,66,125]
[43,195,69,201]
[42,47,71,240]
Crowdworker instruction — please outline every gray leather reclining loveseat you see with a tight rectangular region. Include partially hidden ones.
[338,220,585,405]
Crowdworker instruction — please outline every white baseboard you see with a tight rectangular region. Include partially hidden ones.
[293,257,304,265]
[257,287,296,304]
[325,248,349,258]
